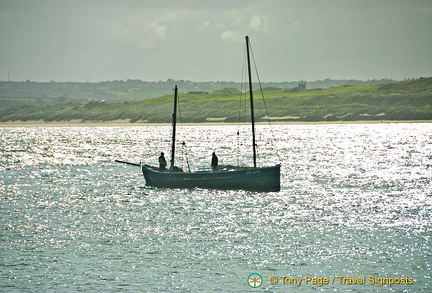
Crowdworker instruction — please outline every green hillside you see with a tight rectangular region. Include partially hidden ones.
[1,77,431,123]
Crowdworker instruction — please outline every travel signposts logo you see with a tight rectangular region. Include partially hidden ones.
[248,273,262,288]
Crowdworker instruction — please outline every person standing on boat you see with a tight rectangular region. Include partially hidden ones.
[211,152,218,172]
[159,152,167,172]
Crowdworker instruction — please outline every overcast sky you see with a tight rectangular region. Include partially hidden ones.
[0,0,431,82]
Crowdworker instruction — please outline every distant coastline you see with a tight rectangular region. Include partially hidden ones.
[1,119,431,128]
[1,77,431,124]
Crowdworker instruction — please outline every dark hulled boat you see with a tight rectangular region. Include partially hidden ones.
[141,36,281,192]
[142,164,280,192]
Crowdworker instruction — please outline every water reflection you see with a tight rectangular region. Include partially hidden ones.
[0,123,431,291]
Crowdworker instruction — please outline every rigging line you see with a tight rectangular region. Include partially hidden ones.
[175,89,191,170]
[169,87,175,160]
[248,39,282,163]
[237,43,249,127]
[182,141,191,172]
[236,43,248,166]
[177,89,183,126]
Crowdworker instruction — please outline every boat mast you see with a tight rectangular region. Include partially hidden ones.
[246,36,257,168]
[170,85,178,171]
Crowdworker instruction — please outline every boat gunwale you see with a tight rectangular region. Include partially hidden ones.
[142,164,281,175]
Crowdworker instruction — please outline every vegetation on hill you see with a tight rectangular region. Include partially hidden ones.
[0,78,400,111]
[0,77,431,123]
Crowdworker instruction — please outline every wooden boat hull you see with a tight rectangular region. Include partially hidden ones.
[142,164,280,192]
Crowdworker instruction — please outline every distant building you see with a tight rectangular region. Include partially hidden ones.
[298,81,306,90]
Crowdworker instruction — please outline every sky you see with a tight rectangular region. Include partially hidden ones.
[0,0,431,82]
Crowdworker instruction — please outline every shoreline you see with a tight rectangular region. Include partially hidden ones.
[0,119,431,127]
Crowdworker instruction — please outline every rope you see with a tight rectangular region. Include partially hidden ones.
[175,89,192,171]
[248,40,282,164]
[236,44,249,166]
[182,141,191,172]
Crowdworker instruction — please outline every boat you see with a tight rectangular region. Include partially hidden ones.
[141,36,281,192]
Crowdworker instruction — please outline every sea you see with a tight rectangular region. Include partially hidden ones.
[1,123,431,292]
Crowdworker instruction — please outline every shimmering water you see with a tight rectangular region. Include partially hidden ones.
[1,123,431,292]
